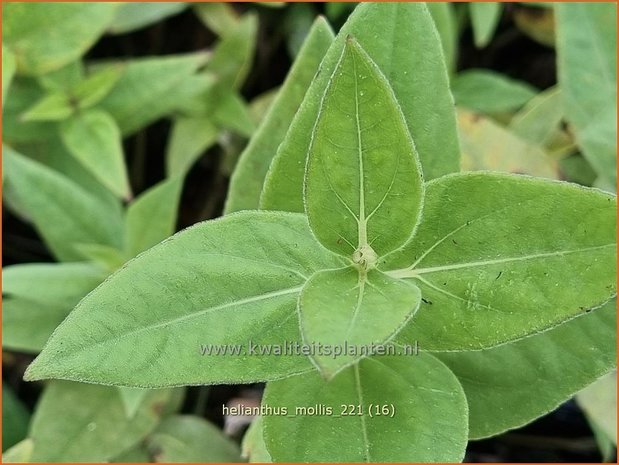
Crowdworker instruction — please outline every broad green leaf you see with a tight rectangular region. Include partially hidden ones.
[3,263,106,352]
[166,117,219,177]
[299,267,421,378]
[97,53,211,135]
[60,109,131,199]
[435,299,616,439]
[109,3,187,34]
[225,17,334,214]
[305,39,424,258]
[125,177,183,258]
[193,3,240,37]
[383,172,617,351]
[263,354,468,462]
[23,67,123,122]
[509,86,564,147]
[146,415,243,462]
[3,3,117,75]
[452,69,537,114]
[261,3,460,211]
[29,381,173,462]
[556,3,617,188]
[242,417,271,463]
[2,385,30,451]
[458,109,559,179]
[427,2,457,74]
[206,14,258,90]
[469,2,502,48]
[26,212,345,387]
[577,371,617,444]
[2,46,16,105]
[2,439,33,463]
[3,148,124,261]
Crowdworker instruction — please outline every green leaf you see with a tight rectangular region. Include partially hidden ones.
[383,172,617,350]
[97,53,211,135]
[469,2,502,48]
[60,109,131,199]
[577,370,617,444]
[212,91,256,137]
[299,267,421,378]
[36,60,84,92]
[2,385,30,451]
[2,263,106,352]
[452,69,537,113]
[109,3,187,35]
[25,212,344,387]
[206,14,258,90]
[3,147,124,261]
[3,81,56,145]
[261,3,459,212]
[305,38,424,258]
[3,262,105,307]
[74,243,127,272]
[458,109,559,179]
[509,86,564,147]
[2,439,33,463]
[125,177,183,258]
[118,387,150,419]
[556,3,617,189]
[225,17,334,214]
[242,417,272,463]
[166,117,218,177]
[2,46,16,105]
[146,415,243,462]
[3,3,118,75]
[263,354,468,462]
[23,66,123,122]
[427,2,457,74]
[435,299,616,439]
[29,381,173,462]
[193,3,240,37]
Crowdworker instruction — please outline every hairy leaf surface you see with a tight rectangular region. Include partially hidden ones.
[384,172,617,350]
[261,3,459,212]
[435,299,616,438]
[305,39,423,258]
[299,267,420,378]
[263,355,468,462]
[26,212,344,386]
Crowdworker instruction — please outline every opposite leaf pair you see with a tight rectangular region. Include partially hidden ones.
[26,36,616,463]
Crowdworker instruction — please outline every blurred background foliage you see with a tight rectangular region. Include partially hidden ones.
[2,2,616,462]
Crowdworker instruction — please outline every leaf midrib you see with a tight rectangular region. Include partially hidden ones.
[386,243,616,279]
[60,285,303,352]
